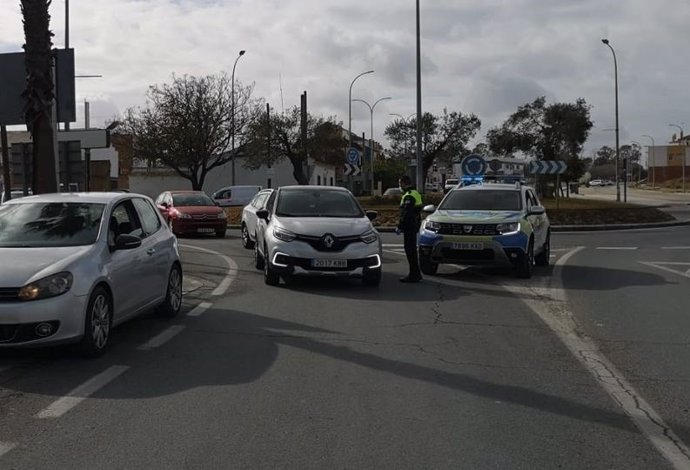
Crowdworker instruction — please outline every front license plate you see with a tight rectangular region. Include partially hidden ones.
[197,228,215,233]
[452,242,483,250]
[312,259,348,268]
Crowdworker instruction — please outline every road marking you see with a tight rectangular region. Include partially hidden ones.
[0,442,16,457]
[137,325,186,351]
[640,262,690,279]
[187,301,212,317]
[596,246,639,250]
[179,244,237,296]
[36,365,130,419]
[382,243,403,248]
[662,247,690,250]
[502,248,690,468]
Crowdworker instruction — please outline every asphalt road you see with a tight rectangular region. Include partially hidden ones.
[0,227,689,469]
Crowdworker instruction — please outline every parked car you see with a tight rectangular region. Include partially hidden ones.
[419,182,550,278]
[0,192,182,356]
[588,179,604,187]
[382,187,403,198]
[155,190,227,238]
[240,188,274,249]
[211,185,262,207]
[254,186,382,286]
[1,189,32,204]
[444,178,459,193]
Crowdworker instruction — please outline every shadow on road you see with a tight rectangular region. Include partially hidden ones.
[561,265,672,290]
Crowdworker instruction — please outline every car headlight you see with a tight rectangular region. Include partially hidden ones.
[273,226,296,242]
[217,211,227,219]
[177,211,191,219]
[360,230,378,244]
[18,272,73,301]
[496,222,520,235]
[424,220,441,233]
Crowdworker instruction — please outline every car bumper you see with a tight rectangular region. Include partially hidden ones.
[0,292,89,347]
[266,238,382,278]
[418,230,529,267]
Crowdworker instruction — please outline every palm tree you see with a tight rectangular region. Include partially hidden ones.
[21,0,58,194]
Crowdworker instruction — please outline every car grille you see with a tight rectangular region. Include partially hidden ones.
[190,214,217,220]
[294,234,361,252]
[438,223,498,236]
[0,288,20,302]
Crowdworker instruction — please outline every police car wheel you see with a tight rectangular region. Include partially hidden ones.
[516,239,534,279]
[419,254,438,275]
[535,232,550,267]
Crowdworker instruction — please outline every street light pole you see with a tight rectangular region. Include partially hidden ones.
[641,134,655,189]
[602,39,621,202]
[346,70,374,192]
[353,97,392,194]
[231,50,246,186]
[670,123,686,193]
[415,0,424,193]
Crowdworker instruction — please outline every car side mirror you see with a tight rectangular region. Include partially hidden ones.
[422,204,436,213]
[256,209,270,221]
[365,210,378,221]
[114,234,142,251]
[529,205,546,216]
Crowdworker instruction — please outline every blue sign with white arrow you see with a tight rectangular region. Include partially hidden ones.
[461,154,488,176]
[346,147,360,166]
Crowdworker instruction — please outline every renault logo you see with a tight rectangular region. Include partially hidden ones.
[323,234,335,248]
[462,225,473,234]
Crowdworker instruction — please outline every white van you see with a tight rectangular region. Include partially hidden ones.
[211,185,262,207]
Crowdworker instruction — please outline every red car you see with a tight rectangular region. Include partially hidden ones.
[155,190,227,238]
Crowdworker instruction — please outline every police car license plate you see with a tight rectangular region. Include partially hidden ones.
[197,228,215,233]
[453,242,483,250]
[312,259,347,268]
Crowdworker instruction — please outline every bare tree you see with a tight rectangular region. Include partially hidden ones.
[119,74,259,190]
[21,0,58,193]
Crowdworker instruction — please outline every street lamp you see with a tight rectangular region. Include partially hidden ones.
[415,0,423,192]
[670,123,686,192]
[348,71,374,148]
[631,141,641,184]
[641,134,655,189]
[231,50,246,185]
[352,96,392,194]
[602,39,621,202]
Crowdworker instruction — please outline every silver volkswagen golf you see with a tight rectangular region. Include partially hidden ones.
[254,186,382,286]
[0,192,183,356]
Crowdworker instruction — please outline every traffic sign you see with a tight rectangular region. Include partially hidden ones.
[528,160,567,175]
[346,147,360,165]
[461,154,487,176]
[489,158,502,172]
[344,163,361,176]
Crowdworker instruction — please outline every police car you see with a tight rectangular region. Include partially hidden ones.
[418,179,550,278]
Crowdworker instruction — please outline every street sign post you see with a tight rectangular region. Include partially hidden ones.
[461,154,487,177]
[346,147,360,166]
[343,163,361,176]
[528,160,567,175]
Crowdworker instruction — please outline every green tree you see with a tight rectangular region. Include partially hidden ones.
[374,155,408,190]
[119,74,259,190]
[385,109,481,184]
[243,106,345,185]
[593,145,615,166]
[21,0,58,194]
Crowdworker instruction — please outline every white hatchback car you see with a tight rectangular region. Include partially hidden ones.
[0,192,182,356]
[240,188,274,249]
[254,186,382,286]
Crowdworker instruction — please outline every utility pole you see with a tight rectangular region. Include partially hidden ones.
[415,0,424,193]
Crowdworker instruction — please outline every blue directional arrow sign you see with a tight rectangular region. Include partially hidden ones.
[345,147,360,166]
[461,154,488,176]
[528,160,568,175]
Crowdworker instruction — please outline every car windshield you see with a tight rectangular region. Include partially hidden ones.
[172,194,215,206]
[276,189,363,218]
[440,189,522,211]
[0,202,106,247]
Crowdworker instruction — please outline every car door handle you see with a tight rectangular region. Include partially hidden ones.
[147,248,156,256]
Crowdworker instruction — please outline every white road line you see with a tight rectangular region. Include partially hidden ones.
[0,442,16,457]
[36,365,129,419]
[187,301,212,317]
[137,325,186,351]
[662,247,690,250]
[383,249,406,256]
[640,262,690,280]
[179,244,237,296]
[502,248,690,468]
[596,246,639,250]
[382,243,403,248]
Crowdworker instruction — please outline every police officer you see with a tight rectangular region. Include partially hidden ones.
[397,175,423,283]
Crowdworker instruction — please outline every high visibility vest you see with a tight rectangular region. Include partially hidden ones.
[400,189,423,207]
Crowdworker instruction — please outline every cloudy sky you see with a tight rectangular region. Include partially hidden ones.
[1,0,688,159]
